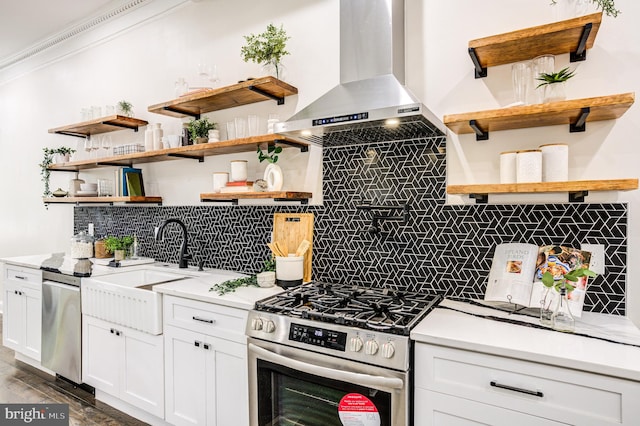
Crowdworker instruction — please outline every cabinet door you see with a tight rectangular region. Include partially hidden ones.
[415,388,567,426]
[211,337,249,426]
[3,283,24,351]
[164,325,209,426]
[22,286,42,361]
[82,315,120,395]
[120,327,164,418]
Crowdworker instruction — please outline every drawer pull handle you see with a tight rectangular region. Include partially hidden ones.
[203,343,210,350]
[490,381,543,398]
[195,341,201,347]
[14,275,26,280]
[192,316,215,324]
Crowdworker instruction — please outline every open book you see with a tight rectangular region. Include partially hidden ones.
[484,243,592,317]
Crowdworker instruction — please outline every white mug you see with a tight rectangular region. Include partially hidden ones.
[230,160,248,182]
[212,172,229,193]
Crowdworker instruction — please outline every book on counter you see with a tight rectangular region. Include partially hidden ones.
[484,243,592,317]
[226,180,253,186]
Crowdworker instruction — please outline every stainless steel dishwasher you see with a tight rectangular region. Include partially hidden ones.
[41,270,83,385]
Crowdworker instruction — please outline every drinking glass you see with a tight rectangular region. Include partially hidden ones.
[248,115,259,136]
[208,65,220,86]
[235,117,247,139]
[84,138,94,159]
[511,61,531,105]
[226,121,236,140]
[100,135,112,157]
[531,55,555,104]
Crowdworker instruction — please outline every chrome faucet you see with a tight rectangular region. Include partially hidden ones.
[155,218,192,268]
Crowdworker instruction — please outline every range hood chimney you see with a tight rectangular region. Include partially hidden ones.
[275,0,445,145]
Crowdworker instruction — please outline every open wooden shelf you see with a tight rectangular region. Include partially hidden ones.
[443,93,635,140]
[468,12,602,77]
[47,134,309,171]
[148,76,298,119]
[43,196,162,205]
[48,115,149,137]
[200,191,312,205]
[447,179,639,203]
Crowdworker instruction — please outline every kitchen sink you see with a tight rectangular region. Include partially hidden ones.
[82,268,192,335]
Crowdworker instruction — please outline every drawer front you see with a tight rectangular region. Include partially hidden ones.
[5,265,42,290]
[164,295,247,343]
[415,344,640,425]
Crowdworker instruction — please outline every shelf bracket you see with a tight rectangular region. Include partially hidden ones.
[162,106,200,120]
[248,85,285,105]
[470,193,488,204]
[168,153,205,162]
[275,198,309,204]
[570,22,593,62]
[48,168,80,173]
[469,120,489,141]
[55,131,89,139]
[273,139,309,152]
[569,190,589,202]
[468,48,487,79]
[570,107,590,133]
[97,161,133,167]
[102,120,140,132]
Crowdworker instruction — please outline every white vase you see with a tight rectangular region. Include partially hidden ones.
[264,163,284,191]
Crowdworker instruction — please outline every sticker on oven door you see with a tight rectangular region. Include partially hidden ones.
[337,393,381,426]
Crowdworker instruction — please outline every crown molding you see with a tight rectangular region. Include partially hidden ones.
[0,0,189,85]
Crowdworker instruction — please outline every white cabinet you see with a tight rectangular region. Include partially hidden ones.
[414,343,640,426]
[2,264,42,361]
[82,315,164,418]
[163,295,249,426]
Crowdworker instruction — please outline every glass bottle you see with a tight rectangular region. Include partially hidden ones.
[539,286,554,326]
[551,285,575,332]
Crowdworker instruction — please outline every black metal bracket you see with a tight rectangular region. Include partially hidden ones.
[275,198,309,204]
[570,107,590,133]
[570,22,593,62]
[55,131,88,139]
[102,120,140,132]
[97,161,133,167]
[162,106,200,119]
[468,48,487,79]
[48,169,80,173]
[470,193,488,204]
[168,153,205,162]
[356,202,410,234]
[248,85,285,105]
[469,120,489,141]
[569,190,589,202]
[274,139,309,152]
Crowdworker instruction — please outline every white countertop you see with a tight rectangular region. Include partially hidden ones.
[411,299,640,382]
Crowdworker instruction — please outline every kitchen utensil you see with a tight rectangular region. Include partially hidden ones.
[267,242,285,257]
[295,239,311,257]
[273,213,314,282]
[274,240,288,257]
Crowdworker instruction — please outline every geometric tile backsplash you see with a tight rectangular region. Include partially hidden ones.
[75,136,628,315]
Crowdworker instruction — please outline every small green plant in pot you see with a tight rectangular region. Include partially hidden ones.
[536,67,575,103]
[187,117,217,144]
[39,147,77,197]
[241,23,291,80]
[104,236,135,260]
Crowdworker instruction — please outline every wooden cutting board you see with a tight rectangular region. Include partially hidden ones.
[273,213,314,282]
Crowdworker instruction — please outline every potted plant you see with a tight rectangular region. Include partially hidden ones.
[103,235,135,261]
[540,266,597,330]
[39,147,76,197]
[536,67,575,102]
[550,0,620,17]
[117,100,134,117]
[257,144,284,191]
[241,23,291,80]
[187,117,217,144]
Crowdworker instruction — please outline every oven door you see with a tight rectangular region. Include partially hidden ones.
[248,338,408,426]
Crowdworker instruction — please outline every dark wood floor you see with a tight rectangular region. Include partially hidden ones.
[0,315,148,425]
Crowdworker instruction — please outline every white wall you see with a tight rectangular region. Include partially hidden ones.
[1,0,638,325]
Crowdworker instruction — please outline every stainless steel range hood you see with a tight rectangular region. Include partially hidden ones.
[275,0,445,145]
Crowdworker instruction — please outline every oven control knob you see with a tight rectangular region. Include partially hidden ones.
[349,337,364,352]
[263,320,276,333]
[365,339,379,356]
[251,317,263,331]
[381,342,395,359]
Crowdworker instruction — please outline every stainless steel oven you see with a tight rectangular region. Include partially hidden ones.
[246,283,441,426]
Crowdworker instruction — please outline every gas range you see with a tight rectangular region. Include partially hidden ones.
[246,282,441,371]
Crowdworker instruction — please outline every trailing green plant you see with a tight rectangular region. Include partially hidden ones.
[550,0,620,17]
[541,267,597,293]
[257,144,283,164]
[240,23,291,79]
[187,117,217,140]
[536,67,575,88]
[210,257,275,295]
[39,147,76,197]
[117,100,133,116]
[103,235,135,254]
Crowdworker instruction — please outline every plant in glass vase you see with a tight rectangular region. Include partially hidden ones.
[536,67,575,103]
[241,23,291,80]
[550,0,620,18]
[541,266,597,331]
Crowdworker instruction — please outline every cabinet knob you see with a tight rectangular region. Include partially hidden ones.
[381,342,395,359]
[364,339,379,356]
[263,320,276,333]
[194,341,201,347]
[349,336,364,352]
[251,317,264,331]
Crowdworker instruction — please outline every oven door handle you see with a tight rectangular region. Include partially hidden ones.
[249,343,404,390]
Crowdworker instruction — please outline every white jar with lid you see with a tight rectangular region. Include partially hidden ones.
[499,151,518,184]
[539,143,569,182]
[70,231,94,259]
[516,149,542,183]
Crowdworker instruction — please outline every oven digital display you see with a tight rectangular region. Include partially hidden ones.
[289,324,347,352]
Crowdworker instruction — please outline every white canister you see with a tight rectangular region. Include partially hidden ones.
[144,126,154,152]
[208,129,220,143]
[275,255,304,288]
[540,143,569,182]
[212,172,229,193]
[499,151,518,184]
[152,123,163,150]
[516,149,542,183]
[230,160,248,182]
